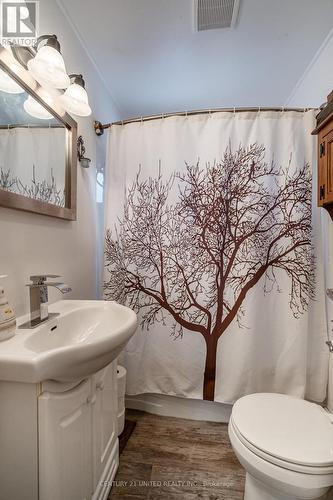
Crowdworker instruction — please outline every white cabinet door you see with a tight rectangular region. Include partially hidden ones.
[92,362,118,491]
[38,379,93,500]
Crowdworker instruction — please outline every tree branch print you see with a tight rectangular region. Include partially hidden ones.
[104,143,314,400]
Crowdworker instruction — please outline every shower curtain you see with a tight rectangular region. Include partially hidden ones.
[104,110,329,403]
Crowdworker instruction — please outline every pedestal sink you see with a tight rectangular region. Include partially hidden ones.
[0,300,137,383]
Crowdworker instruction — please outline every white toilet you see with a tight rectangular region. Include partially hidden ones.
[228,392,333,500]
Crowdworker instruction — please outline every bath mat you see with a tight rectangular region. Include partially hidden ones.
[119,419,136,455]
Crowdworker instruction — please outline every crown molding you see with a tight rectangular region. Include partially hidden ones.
[285,26,333,106]
[55,0,123,117]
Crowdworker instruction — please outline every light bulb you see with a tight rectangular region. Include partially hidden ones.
[27,45,70,89]
[23,90,54,119]
[0,67,25,94]
[59,82,92,117]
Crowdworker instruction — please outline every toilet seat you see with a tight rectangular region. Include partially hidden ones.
[230,418,333,475]
[231,393,333,475]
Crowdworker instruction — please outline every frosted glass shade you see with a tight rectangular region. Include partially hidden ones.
[0,67,25,94]
[27,46,70,89]
[59,83,92,117]
[23,91,53,120]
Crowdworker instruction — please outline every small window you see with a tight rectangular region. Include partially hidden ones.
[96,171,104,204]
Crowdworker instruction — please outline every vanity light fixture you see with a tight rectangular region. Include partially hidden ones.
[27,35,70,90]
[77,135,91,168]
[7,35,92,118]
[59,74,92,117]
[23,88,54,120]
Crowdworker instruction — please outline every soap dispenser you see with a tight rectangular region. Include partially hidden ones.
[0,275,16,341]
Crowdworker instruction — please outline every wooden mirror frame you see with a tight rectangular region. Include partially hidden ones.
[0,45,77,220]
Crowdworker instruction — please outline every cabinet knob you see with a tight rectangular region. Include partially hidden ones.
[320,142,326,157]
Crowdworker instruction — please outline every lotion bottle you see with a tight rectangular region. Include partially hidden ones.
[0,275,16,341]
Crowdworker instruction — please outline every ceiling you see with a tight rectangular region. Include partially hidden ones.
[58,0,333,119]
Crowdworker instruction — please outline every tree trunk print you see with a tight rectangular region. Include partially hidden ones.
[104,143,314,400]
[203,334,219,400]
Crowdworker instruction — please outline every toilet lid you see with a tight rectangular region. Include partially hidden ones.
[231,393,333,467]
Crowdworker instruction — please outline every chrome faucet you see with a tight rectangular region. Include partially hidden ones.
[20,275,72,328]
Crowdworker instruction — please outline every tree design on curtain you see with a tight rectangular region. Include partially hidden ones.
[104,143,314,400]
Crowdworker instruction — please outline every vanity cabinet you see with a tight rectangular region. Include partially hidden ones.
[0,361,119,500]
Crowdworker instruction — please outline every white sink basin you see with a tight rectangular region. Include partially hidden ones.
[0,300,137,383]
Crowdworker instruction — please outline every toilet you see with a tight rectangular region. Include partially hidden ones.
[228,392,333,500]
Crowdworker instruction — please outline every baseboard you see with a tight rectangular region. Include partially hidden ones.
[125,393,232,423]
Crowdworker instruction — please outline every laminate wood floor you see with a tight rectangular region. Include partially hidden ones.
[109,409,245,500]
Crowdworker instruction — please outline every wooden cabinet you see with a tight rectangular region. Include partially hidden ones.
[314,100,333,218]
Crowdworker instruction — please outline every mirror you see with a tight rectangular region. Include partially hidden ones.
[0,46,77,220]
[0,92,67,207]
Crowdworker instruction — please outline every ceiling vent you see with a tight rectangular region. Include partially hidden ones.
[196,0,241,31]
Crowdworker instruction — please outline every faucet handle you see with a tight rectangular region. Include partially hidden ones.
[47,283,72,294]
[29,274,61,283]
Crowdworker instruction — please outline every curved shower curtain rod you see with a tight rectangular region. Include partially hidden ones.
[94,106,317,136]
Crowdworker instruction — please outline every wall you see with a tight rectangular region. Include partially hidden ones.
[0,0,120,317]
[286,28,333,107]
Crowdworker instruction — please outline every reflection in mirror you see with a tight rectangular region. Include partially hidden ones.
[0,72,67,207]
